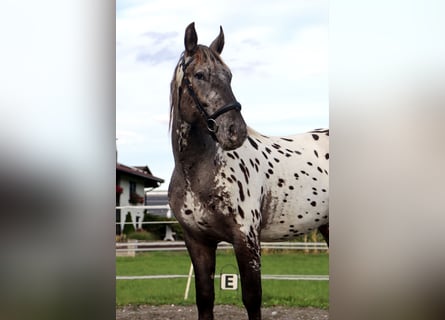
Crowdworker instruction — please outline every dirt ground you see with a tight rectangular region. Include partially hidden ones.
[116,305,329,320]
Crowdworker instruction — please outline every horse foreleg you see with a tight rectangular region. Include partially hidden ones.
[183,233,217,320]
[233,238,262,320]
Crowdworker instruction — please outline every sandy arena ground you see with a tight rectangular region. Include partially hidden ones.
[116,305,329,320]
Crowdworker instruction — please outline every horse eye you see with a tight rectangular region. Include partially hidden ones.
[194,72,205,80]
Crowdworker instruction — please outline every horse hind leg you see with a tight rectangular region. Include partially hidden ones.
[183,232,217,320]
[318,224,329,247]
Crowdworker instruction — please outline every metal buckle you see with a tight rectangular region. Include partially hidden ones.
[207,119,218,133]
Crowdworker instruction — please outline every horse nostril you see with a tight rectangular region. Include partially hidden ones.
[228,124,237,139]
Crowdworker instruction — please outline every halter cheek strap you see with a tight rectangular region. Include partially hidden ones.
[179,55,242,136]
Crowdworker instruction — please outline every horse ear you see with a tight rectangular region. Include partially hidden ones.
[210,26,224,54]
[184,22,198,54]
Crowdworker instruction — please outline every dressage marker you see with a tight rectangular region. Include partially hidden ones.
[219,264,239,291]
[168,22,329,320]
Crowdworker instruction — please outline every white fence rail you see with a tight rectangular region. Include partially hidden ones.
[116,274,329,281]
[116,241,328,253]
[117,221,179,225]
[116,205,170,210]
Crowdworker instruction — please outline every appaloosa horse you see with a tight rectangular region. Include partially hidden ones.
[168,22,329,320]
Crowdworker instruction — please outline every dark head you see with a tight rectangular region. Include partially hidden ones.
[170,22,247,150]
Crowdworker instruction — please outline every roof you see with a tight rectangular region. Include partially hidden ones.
[116,163,164,188]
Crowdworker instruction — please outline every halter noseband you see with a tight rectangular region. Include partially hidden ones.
[179,54,242,137]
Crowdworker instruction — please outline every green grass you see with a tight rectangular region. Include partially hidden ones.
[116,250,329,309]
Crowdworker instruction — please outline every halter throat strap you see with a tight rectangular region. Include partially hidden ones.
[179,55,241,135]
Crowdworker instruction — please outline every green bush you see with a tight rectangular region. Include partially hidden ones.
[122,212,135,235]
[142,212,184,240]
[126,230,158,241]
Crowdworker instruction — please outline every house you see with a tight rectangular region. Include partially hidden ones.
[145,190,177,241]
[116,162,164,234]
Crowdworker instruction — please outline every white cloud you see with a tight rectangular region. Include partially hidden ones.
[116,130,146,146]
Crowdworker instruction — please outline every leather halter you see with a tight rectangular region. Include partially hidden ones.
[178,54,242,138]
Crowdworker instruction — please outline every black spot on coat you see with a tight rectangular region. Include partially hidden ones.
[238,205,245,219]
[247,136,259,150]
[237,181,245,201]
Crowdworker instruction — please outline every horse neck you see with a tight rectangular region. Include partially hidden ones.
[171,115,218,171]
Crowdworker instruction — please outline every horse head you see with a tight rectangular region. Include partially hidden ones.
[171,22,247,151]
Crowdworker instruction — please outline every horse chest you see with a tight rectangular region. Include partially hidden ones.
[175,188,239,241]
[176,190,212,231]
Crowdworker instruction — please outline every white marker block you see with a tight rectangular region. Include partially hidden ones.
[220,274,238,290]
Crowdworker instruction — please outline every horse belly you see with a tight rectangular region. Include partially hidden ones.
[260,197,328,241]
[259,171,329,242]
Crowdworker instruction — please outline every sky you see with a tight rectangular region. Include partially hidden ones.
[116,0,328,189]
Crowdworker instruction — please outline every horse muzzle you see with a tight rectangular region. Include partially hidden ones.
[213,109,247,150]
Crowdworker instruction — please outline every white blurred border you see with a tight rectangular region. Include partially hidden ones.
[330,1,445,319]
[0,1,115,319]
